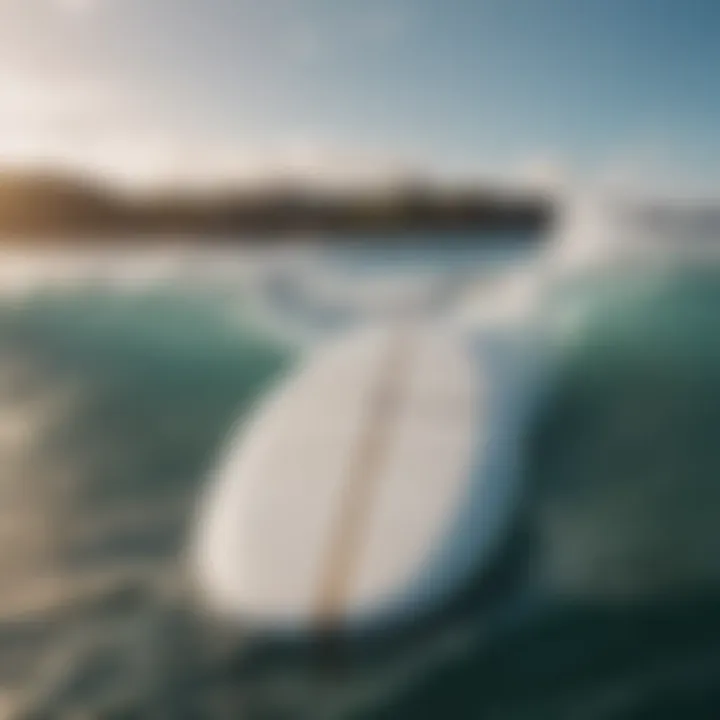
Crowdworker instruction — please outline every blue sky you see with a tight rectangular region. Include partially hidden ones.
[1,0,719,189]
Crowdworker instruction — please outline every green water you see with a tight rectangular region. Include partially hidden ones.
[384,265,720,719]
[0,260,719,718]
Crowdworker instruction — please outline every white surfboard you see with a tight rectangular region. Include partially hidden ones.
[192,323,526,635]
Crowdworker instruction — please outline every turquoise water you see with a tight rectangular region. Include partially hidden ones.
[0,243,719,718]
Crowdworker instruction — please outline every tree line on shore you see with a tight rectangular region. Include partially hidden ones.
[0,169,554,241]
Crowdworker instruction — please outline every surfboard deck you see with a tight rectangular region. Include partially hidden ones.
[192,323,525,635]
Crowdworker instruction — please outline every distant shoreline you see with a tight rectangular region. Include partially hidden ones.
[0,170,553,243]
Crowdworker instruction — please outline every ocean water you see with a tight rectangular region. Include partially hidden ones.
[0,238,719,718]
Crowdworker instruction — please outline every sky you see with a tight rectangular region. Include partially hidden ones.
[1,0,720,192]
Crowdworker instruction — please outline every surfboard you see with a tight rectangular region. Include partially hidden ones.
[192,322,525,635]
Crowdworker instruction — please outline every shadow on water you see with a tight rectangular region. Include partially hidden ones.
[1,264,720,718]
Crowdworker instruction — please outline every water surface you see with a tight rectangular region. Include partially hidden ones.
[0,237,718,719]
